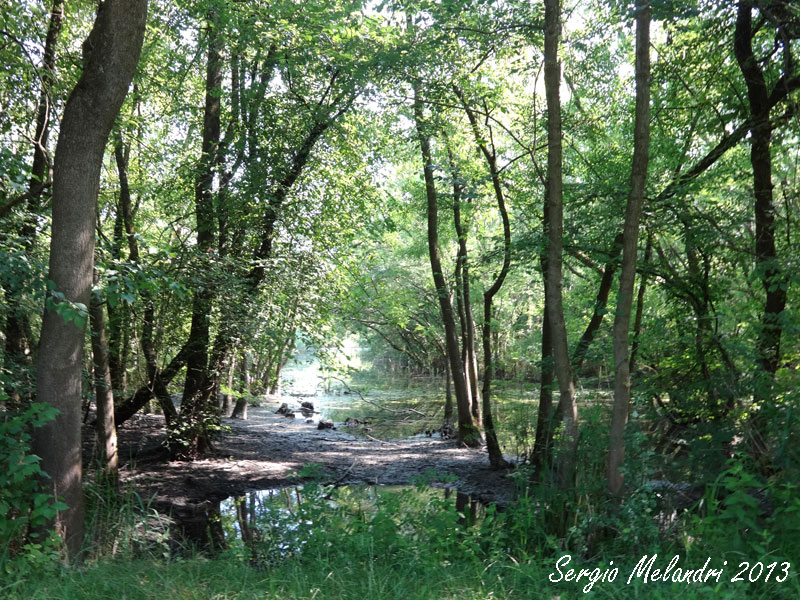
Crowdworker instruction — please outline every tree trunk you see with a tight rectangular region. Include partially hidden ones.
[32,0,147,559]
[231,351,253,420]
[543,0,579,488]
[232,352,251,419]
[222,353,235,417]
[113,342,188,426]
[89,268,118,480]
[629,233,652,373]
[607,0,651,497]
[571,233,624,370]
[106,199,126,394]
[531,282,555,481]
[412,81,480,447]
[443,348,453,424]
[447,148,480,421]
[172,12,223,457]
[734,2,789,466]
[455,88,512,468]
[114,129,178,427]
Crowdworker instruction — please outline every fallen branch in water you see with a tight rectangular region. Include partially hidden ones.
[326,375,428,417]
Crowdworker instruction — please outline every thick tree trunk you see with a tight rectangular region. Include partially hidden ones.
[89,269,118,480]
[412,81,480,447]
[32,0,147,559]
[607,0,650,497]
[531,283,555,481]
[734,3,788,465]
[543,0,579,488]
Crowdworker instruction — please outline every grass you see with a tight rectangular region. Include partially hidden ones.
[5,478,799,600]
[5,548,799,599]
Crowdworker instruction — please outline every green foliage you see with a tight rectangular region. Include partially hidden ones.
[9,461,800,599]
[0,400,63,577]
[43,284,88,330]
[692,458,800,561]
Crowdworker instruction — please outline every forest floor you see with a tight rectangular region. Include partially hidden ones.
[83,396,517,527]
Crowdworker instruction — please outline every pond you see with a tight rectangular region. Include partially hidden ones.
[276,353,612,461]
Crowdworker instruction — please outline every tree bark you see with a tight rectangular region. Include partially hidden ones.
[231,352,251,419]
[543,0,579,487]
[447,147,480,421]
[607,0,651,497]
[531,276,555,481]
[412,81,480,447]
[113,342,188,426]
[32,0,147,559]
[222,353,235,417]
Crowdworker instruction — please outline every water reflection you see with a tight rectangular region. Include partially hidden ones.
[173,484,486,554]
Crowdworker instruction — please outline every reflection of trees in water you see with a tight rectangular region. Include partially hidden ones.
[175,485,488,557]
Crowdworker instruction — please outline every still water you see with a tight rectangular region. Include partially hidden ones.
[176,482,487,554]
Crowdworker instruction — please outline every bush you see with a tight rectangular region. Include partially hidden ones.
[0,399,63,576]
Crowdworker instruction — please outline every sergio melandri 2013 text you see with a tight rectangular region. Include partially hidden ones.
[548,553,792,594]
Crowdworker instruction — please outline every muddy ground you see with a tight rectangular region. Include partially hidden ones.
[84,398,518,523]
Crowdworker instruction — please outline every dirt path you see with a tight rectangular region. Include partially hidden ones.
[100,400,518,519]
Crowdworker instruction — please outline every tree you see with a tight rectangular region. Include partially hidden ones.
[32,0,148,558]
[89,266,118,480]
[542,0,579,487]
[413,79,481,447]
[607,0,651,497]
[455,88,512,468]
[734,1,793,466]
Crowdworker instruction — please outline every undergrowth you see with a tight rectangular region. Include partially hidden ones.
[4,461,799,599]
[3,401,799,599]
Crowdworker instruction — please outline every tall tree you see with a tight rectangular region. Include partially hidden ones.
[542,0,579,486]
[171,9,223,458]
[455,88,512,468]
[413,81,481,447]
[734,2,792,466]
[607,0,651,497]
[32,0,148,558]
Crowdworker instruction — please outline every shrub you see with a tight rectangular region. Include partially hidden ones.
[0,398,63,576]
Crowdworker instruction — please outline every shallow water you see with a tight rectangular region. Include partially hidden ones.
[278,357,552,459]
[175,482,486,553]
